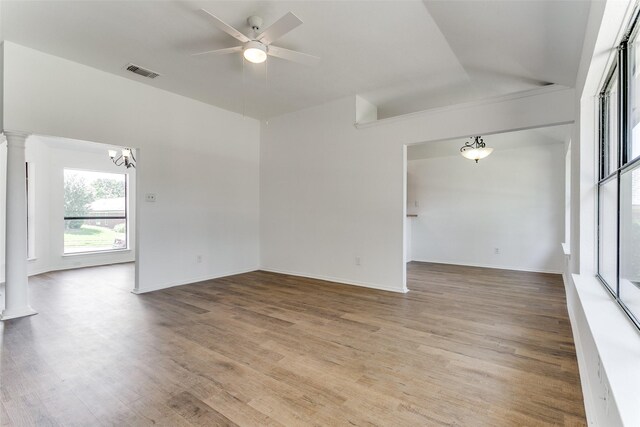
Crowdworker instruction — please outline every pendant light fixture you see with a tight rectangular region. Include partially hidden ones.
[460,136,493,163]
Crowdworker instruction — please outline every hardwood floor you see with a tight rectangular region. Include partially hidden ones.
[1,262,585,426]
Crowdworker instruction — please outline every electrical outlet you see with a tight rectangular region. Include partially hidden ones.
[145,193,157,203]
[494,248,500,255]
[196,255,202,264]
[355,256,361,266]
[414,200,419,207]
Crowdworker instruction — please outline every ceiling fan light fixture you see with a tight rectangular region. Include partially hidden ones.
[243,41,267,63]
[196,10,319,66]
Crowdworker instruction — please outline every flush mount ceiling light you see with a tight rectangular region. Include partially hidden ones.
[108,148,136,169]
[243,40,267,63]
[460,136,493,163]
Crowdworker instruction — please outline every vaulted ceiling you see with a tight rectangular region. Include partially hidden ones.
[1,0,591,120]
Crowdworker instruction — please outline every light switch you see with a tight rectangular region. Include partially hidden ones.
[145,193,157,202]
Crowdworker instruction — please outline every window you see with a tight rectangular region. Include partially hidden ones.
[604,70,619,176]
[620,167,640,319]
[599,177,618,292]
[63,169,128,254]
[597,13,640,329]
[631,29,640,161]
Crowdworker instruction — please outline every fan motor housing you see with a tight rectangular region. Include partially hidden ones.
[247,16,262,31]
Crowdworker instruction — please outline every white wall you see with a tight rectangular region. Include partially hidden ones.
[565,141,571,246]
[261,96,407,292]
[1,42,260,293]
[0,143,5,282]
[407,142,565,273]
[404,217,412,263]
[261,86,574,293]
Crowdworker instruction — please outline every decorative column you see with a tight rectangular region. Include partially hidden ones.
[1,131,36,320]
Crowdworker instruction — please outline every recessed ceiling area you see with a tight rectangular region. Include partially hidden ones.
[1,1,591,120]
[408,124,572,161]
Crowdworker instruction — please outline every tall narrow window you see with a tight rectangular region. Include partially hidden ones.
[598,67,621,294]
[63,169,128,254]
[620,166,640,319]
[631,31,640,161]
[606,72,620,175]
[599,177,618,292]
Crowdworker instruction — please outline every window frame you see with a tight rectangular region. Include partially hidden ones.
[62,168,129,255]
[597,9,640,330]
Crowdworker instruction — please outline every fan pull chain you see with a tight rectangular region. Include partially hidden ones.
[265,56,268,90]
[242,56,246,119]
[265,58,270,124]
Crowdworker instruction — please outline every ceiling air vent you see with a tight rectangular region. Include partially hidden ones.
[125,63,161,79]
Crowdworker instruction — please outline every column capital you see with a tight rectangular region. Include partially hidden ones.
[3,130,31,147]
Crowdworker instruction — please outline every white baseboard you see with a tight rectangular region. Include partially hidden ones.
[0,261,134,285]
[259,267,408,294]
[27,266,53,277]
[0,305,37,320]
[133,267,259,294]
[25,259,135,279]
[409,258,562,274]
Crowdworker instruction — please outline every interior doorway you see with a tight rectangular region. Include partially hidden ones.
[403,125,571,281]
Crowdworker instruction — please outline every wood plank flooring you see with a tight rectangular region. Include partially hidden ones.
[0,262,585,426]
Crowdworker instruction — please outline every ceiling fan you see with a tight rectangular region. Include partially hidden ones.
[194,9,320,66]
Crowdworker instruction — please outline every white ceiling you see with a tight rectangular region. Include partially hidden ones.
[1,1,591,120]
[407,124,572,161]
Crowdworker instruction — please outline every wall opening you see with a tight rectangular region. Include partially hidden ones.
[403,124,571,284]
[0,133,139,298]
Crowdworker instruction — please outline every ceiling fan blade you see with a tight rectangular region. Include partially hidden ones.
[256,12,302,45]
[192,46,243,56]
[268,45,320,66]
[200,9,251,43]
